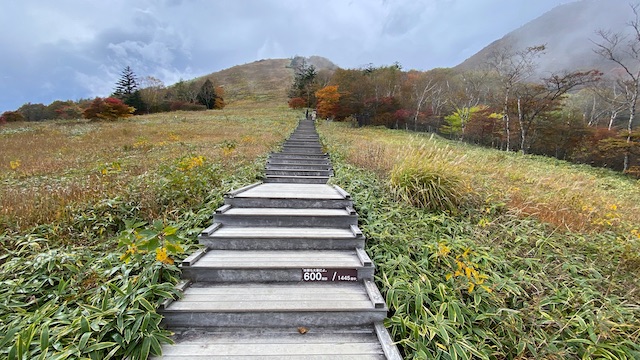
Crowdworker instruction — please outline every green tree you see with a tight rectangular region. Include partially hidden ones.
[288,57,318,107]
[442,105,487,140]
[197,79,218,109]
[17,103,54,121]
[112,66,145,114]
[113,66,138,98]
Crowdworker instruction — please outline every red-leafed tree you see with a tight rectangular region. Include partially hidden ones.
[315,85,341,119]
[82,97,134,121]
[364,96,401,128]
[288,97,306,109]
[0,111,25,123]
[48,100,82,119]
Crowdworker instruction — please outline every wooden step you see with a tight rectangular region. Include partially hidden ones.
[263,175,330,184]
[224,183,352,209]
[152,324,401,359]
[159,281,387,327]
[265,169,333,177]
[266,163,332,170]
[180,249,374,282]
[214,206,357,227]
[269,153,329,160]
[199,224,364,250]
[267,159,331,165]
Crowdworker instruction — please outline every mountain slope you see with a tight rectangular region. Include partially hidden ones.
[456,0,631,75]
[193,56,337,104]
[197,59,294,104]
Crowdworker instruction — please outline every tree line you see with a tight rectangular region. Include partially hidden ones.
[0,66,225,123]
[289,12,640,176]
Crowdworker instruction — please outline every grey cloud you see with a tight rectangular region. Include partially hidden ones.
[0,0,578,112]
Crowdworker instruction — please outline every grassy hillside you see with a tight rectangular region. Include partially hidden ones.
[190,56,336,105]
[318,121,640,359]
[193,59,294,104]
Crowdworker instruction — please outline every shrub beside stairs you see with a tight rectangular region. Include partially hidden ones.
[154,118,401,359]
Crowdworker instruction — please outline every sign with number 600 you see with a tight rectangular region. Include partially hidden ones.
[301,268,358,282]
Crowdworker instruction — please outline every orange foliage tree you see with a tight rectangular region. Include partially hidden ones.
[315,85,341,119]
[82,97,134,121]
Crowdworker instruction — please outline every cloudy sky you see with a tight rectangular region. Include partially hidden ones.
[0,0,576,112]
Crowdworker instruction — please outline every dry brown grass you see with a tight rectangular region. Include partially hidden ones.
[0,103,299,230]
[194,59,294,104]
[319,121,640,234]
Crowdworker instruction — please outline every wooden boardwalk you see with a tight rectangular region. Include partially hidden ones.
[154,119,401,359]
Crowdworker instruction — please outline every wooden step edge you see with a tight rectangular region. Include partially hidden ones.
[201,223,222,237]
[374,322,403,360]
[215,204,232,214]
[160,279,191,310]
[225,182,262,198]
[333,185,351,200]
[346,206,356,215]
[364,280,386,309]
[264,175,331,180]
[356,248,373,267]
[350,225,363,238]
[181,248,207,267]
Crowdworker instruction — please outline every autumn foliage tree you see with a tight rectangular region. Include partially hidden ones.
[82,97,134,121]
[0,111,25,123]
[315,85,341,119]
[288,97,306,109]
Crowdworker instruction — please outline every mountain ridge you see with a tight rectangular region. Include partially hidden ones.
[455,0,632,75]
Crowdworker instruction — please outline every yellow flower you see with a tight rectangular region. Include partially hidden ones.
[156,247,174,265]
[9,160,20,170]
[437,243,451,257]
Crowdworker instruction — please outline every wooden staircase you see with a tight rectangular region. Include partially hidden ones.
[154,119,401,359]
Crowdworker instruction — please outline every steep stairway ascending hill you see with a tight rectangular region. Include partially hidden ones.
[155,119,401,359]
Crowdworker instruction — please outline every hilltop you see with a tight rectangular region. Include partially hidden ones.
[191,56,337,104]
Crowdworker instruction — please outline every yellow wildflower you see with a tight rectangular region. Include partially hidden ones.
[156,247,174,265]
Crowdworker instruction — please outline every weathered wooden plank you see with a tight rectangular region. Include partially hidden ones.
[192,250,361,268]
[159,356,384,359]
[199,249,357,259]
[184,282,367,293]
[235,184,345,199]
[160,343,383,356]
[164,300,374,311]
[224,208,349,216]
[210,227,356,238]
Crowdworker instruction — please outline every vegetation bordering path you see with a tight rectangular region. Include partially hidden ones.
[0,106,298,359]
[320,121,640,359]
[1,107,639,359]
